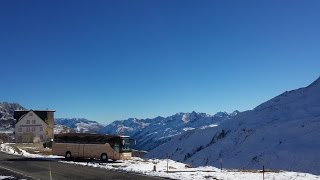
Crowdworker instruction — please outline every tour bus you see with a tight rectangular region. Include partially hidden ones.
[51,133,132,161]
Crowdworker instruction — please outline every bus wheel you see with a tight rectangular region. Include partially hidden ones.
[100,153,108,162]
[65,151,72,160]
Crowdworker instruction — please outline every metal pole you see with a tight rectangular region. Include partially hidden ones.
[167,153,169,173]
[263,165,265,180]
[220,158,223,172]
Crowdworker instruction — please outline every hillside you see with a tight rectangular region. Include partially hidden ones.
[146,77,320,175]
[100,111,239,151]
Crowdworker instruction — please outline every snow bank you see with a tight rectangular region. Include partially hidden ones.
[60,158,320,180]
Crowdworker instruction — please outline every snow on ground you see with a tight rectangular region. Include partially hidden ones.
[0,144,17,155]
[61,159,320,180]
[0,143,62,159]
[0,176,14,180]
[1,143,319,180]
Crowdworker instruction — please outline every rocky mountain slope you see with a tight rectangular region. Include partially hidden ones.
[0,102,26,128]
[145,77,320,175]
[55,118,103,133]
[100,111,239,151]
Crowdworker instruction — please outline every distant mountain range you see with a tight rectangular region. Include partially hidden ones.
[55,118,103,133]
[55,111,240,152]
[145,77,320,175]
[100,111,239,151]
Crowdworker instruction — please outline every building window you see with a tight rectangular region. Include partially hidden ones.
[26,127,30,132]
[27,120,30,124]
[30,113,33,116]
[32,127,36,132]
[40,135,43,140]
[32,120,36,124]
[18,128,22,132]
[18,136,22,141]
[40,126,43,131]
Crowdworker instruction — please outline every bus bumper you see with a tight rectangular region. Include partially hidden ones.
[120,152,132,160]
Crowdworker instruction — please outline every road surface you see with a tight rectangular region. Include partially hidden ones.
[0,152,161,180]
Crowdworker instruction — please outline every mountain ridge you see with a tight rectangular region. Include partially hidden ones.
[145,76,320,175]
[100,110,239,151]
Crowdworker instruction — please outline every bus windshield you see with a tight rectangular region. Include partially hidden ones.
[120,138,131,153]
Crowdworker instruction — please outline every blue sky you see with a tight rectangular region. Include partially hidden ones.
[0,1,319,123]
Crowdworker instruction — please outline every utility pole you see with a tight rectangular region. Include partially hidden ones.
[263,165,265,180]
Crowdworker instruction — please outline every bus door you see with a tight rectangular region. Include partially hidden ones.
[113,142,120,159]
[78,144,85,158]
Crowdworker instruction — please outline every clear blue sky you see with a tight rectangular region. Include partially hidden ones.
[0,1,319,124]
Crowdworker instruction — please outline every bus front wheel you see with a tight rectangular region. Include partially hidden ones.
[100,153,108,162]
[65,151,72,160]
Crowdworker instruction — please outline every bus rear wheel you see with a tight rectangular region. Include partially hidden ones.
[65,151,72,160]
[100,153,108,162]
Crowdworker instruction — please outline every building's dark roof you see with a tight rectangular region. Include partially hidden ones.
[14,110,55,124]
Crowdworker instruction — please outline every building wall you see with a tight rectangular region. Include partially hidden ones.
[46,111,54,141]
[15,111,48,143]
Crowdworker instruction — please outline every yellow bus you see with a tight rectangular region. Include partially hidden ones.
[51,133,132,162]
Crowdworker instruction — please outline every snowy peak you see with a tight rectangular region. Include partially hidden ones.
[55,118,103,133]
[175,111,210,123]
[229,110,240,116]
[254,77,320,113]
[212,111,239,119]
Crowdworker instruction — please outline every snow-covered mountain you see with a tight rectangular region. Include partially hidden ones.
[0,102,26,129]
[145,77,320,175]
[100,111,239,151]
[55,118,103,133]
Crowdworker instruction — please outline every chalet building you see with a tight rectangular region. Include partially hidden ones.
[14,110,55,143]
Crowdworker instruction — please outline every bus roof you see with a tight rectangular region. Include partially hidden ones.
[54,133,130,144]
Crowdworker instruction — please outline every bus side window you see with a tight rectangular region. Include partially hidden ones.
[114,143,119,153]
